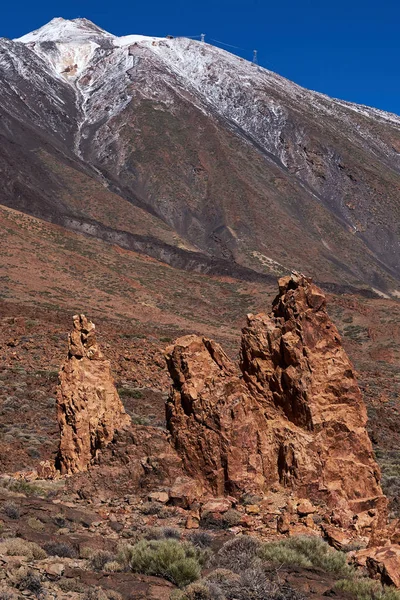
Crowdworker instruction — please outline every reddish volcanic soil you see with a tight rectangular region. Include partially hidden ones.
[0,204,399,515]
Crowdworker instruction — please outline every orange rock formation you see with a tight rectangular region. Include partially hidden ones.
[56,314,131,474]
[166,274,387,536]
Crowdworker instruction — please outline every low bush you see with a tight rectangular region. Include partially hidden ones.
[224,568,284,600]
[161,527,181,539]
[259,536,353,576]
[0,538,47,560]
[0,590,18,600]
[27,517,45,532]
[2,502,20,520]
[84,588,123,600]
[18,571,43,596]
[104,560,123,573]
[144,526,181,540]
[121,538,205,587]
[130,414,150,426]
[139,501,166,516]
[43,541,77,558]
[200,508,241,530]
[171,581,215,600]
[188,531,213,549]
[176,567,305,600]
[118,388,143,399]
[83,588,109,600]
[90,550,116,572]
[79,546,94,559]
[334,578,400,600]
[53,514,67,528]
[214,536,261,573]
[0,479,45,497]
[58,577,86,593]
[240,493,263,506]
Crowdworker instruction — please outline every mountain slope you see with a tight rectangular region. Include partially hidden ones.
[1,17,400,293]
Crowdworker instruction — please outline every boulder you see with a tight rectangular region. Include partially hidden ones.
[296,499,317,516]
[202,498,232,514]
[56,314,131,474]
[322,525,354,550]
[185,515,200,529]
[148,491,169,504]
[168,476,202,509]
[363,545,400,587]
[37,460,57,480]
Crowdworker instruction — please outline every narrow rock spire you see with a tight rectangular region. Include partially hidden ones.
[56,314,131,474]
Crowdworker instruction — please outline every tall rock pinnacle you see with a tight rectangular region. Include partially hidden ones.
[166,274,387,536]
[56,314,131,474]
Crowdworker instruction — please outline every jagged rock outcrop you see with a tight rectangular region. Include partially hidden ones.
[165,335,272,496]
[166,274,387,535]
[56,314,131,474]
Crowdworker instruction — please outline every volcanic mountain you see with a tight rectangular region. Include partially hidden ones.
[1,17,400,294]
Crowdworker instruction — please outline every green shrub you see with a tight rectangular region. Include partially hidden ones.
[121,539,204,587]
[0,538,47,560]
[259,536,353,576]
[0,479,45,497]
[335,578,400,600]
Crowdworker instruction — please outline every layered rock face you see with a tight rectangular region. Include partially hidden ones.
[166,274,386,533]
[57,314,131,474]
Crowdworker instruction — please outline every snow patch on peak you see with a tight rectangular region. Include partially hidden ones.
[16,17,114,44]
[113,34,162,47]
[15,18,161,82]
[16,18,116,81]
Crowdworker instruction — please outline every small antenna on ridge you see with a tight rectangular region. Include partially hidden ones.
[253,49,258,64]
[201,33,206,43]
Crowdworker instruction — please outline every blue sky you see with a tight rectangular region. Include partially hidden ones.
[3,0,400,115]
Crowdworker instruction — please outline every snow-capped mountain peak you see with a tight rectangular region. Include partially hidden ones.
[14,18,116,79]
[16,17,113,44]
[2,17,400,291]
[15,18,161,80]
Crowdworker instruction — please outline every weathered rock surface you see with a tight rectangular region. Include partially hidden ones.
[166,274,387,536]
[165,334,271,496]
[56,314,131,474]
[355,545,400,587]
